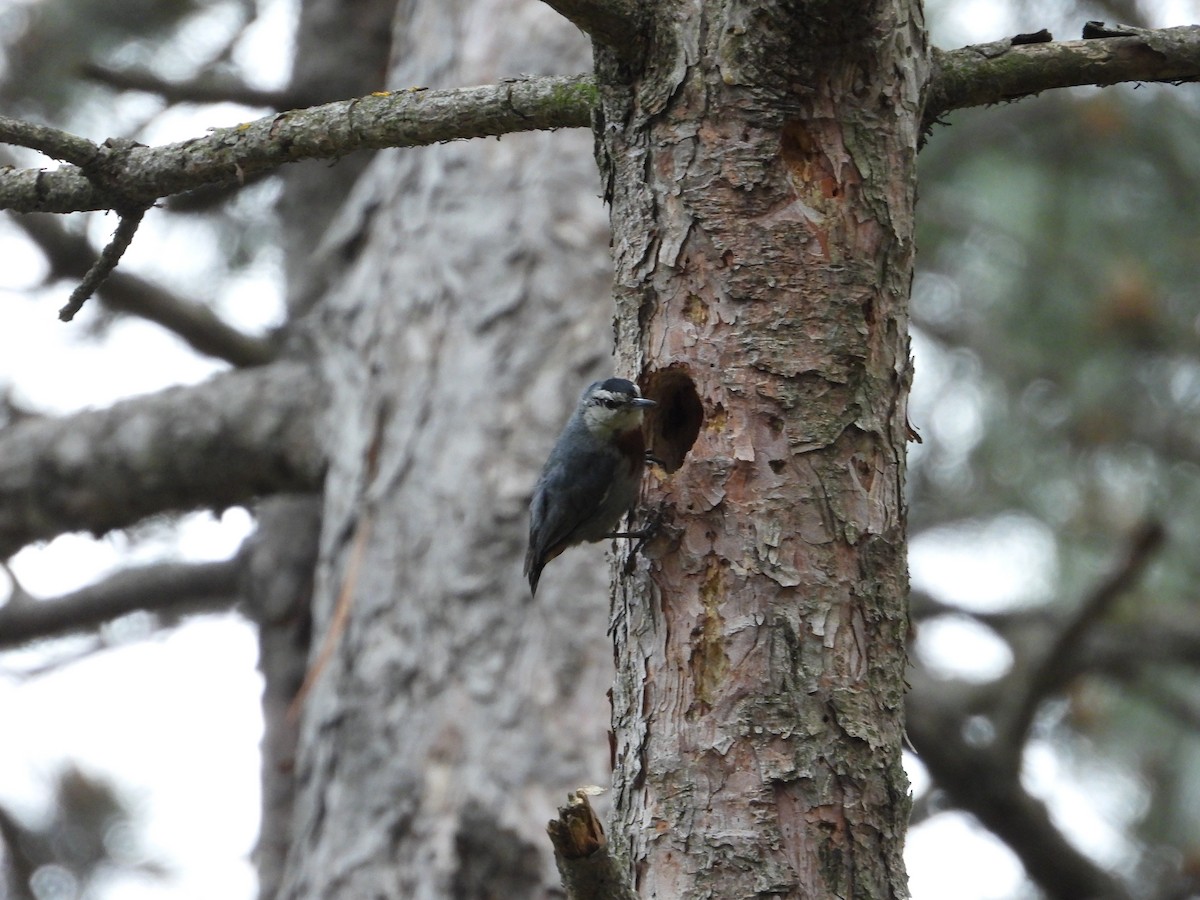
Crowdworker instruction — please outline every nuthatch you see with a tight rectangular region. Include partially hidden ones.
[524,378,656,595]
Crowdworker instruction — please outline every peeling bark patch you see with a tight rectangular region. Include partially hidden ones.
[781,121,841,203]
[706,402,727,434]
[688,559,730,715]
[767,615,802,693]
[754,515,803,587]
[682,292,708,325]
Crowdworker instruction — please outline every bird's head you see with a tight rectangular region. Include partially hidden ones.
[578,378,655,438]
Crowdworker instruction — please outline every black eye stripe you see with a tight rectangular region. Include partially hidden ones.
[592,394,627,409]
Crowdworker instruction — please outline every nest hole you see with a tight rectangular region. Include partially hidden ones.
[641,368,703,473]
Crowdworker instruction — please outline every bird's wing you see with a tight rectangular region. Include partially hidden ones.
[525,450,619,575]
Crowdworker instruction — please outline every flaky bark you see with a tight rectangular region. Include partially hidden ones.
[5,3,1200,898]
[248,6,395,893]
[274,2,615,897]
[598,0,924,895]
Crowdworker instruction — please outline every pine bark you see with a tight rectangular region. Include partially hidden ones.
[273,1,616,897]
[252,3,396,894]
[598,1,927,896]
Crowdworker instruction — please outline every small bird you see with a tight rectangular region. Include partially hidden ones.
[524,378,656,595]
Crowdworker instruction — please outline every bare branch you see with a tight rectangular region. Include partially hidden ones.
[906,689,1132,900]
[15,214,275,366]
[0,559,240,649]
[539,0,642,59]
[925,24,1200,131]
[0,75,597,215]
[548,790,638,900]
[80,62,301,110]
[97,271,277,367]
[1004,521,1164,753]
[57,206,147,321]
[0,115,100,168]
[1078,618,1200,675]
[0,361,325,558]
[4,27,1195,214]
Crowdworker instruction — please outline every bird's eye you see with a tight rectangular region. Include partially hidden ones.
[604,398,620,409]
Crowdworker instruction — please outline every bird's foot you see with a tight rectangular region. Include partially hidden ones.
[605,502,667,554]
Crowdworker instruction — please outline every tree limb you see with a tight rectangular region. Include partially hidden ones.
[242,496,321,899]
[906,689,1132,900]
[4,25,1198,215]
[0,361,325,558]
[15,214,277,367]
[1003,521,1164,757]
[1077,618,1200,675]
[0,115,100,168]
[925,24,1200,131]
[0,75,597,215]
[0,558,240,649]
[80,62,302,110]
[538,0,642,60]
[0,803,37,900]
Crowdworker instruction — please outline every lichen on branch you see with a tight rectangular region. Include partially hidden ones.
[0,75,597,215]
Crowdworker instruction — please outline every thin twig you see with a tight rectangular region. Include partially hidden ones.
[58,207,148,322]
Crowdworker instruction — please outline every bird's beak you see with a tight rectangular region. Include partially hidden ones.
[631,398,656,408]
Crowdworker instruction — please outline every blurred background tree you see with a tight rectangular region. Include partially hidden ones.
[0,2,299,897]
[1,0,1199,898]
[907,3,1200,897]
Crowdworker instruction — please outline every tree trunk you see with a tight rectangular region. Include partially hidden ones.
[598,1,927,895]
[253,2,395,895]
[276,0,396,318]
[274,1,618,896]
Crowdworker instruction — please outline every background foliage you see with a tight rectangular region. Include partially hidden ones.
[910,3,1200,890]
